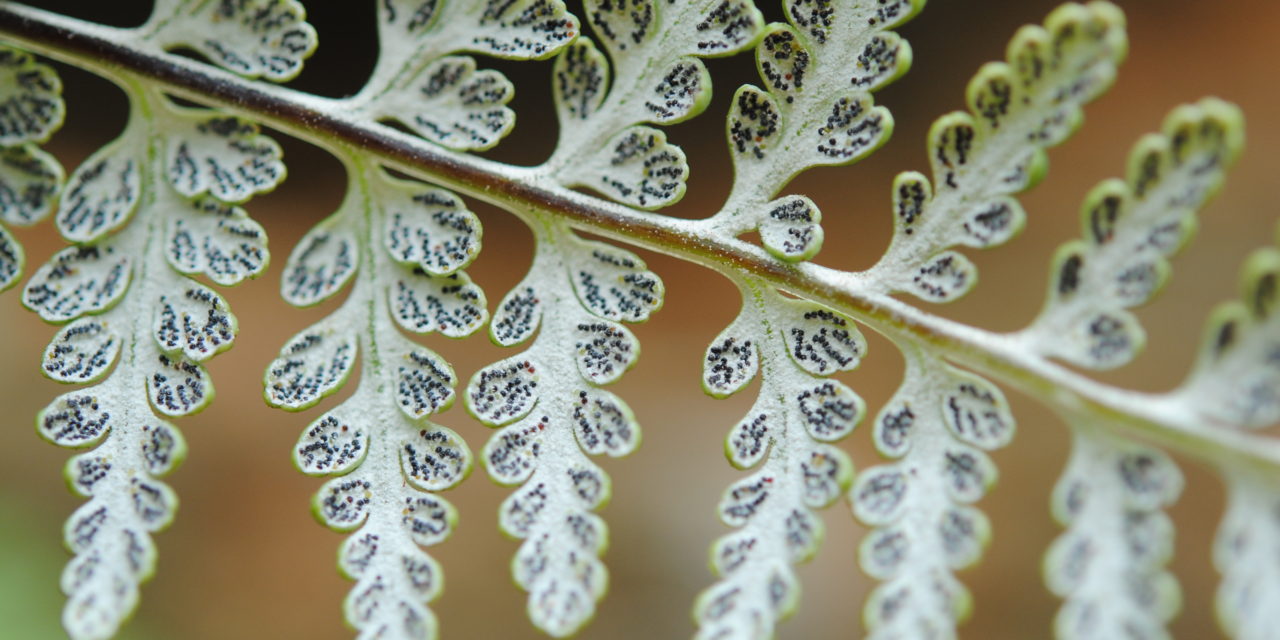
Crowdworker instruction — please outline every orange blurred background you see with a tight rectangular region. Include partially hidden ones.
[2,1,1278,638]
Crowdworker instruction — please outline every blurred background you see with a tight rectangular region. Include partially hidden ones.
[2,0,1278,638]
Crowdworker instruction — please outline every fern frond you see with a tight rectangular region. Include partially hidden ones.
[701,0,920,258]
[695,278,864,638]
[13,8,1270,480]
[542,0,765,209]
[468,216,659,636]
[24,78,283,639]
[867,1,1127,302]
[851,344,1012,638]
[1045,425,1182,638]
[265,150,483,640]
[2,2,1279,639]
[1018,98,1245,369]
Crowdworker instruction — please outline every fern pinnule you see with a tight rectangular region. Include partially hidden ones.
[468,220,659,636]
[13,5,315,637]
[1189,228,1280,639]
[254,3,587,630]
[265,150,484,639]
[701,0,920,259]
[453,5,765,631]
[25,83,285,640]
[688,6,925,629]
[850,344,1012,638]
[0,44,63,290]
[1046,426,1182,639]
[138,0,316,82]
[541,1,765,209]
[0,44,61,146]
[695,278,865,639]
[1017,98,1245,370]
[267,3,609,636]
[867,1,1127,303]
[348,0,578,151]
[1177,223,1280,429]
[1214,468,1280,640]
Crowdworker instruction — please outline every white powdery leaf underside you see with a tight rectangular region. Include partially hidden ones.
[1046,427,1183,639]
[695,283,865,640]
[25,76,283,640]
[144,0,318,81]
[267,149,486,640]
[0,39,77,291]
[545,1,767,209]
[850,346,1012,638]
[468,223,657,637]
[9,1,1280,640]
[869,1,1127,303]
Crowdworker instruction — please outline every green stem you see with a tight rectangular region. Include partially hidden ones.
[2,2,1276,474]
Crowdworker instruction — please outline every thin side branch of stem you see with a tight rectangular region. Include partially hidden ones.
[2,2,1276,475]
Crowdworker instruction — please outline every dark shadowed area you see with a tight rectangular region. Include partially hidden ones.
[1,0,1277,638]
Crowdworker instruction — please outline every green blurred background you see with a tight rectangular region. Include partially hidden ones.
[2,1,1278,638]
